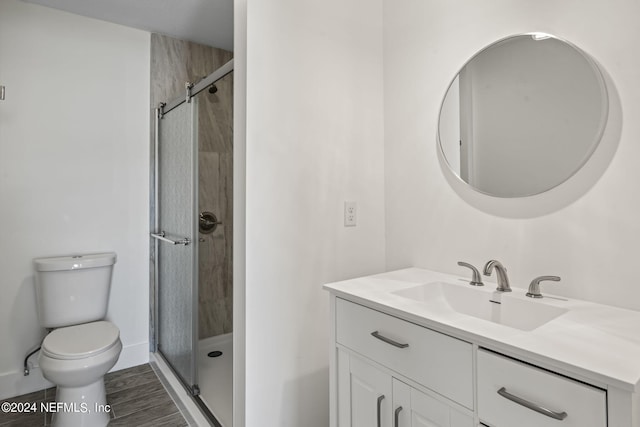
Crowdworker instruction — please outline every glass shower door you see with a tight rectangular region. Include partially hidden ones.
[155,99,200,395]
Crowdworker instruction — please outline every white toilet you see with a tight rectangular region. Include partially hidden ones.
[34,252,122,427]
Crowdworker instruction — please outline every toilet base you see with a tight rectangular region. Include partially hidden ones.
[51,379,111,427]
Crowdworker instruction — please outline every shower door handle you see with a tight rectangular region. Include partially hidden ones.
[151,231,191,246]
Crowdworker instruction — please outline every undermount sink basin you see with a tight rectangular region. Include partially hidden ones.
[393,282,567,331]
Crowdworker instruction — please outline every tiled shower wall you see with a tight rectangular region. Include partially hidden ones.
[150,34,233,339]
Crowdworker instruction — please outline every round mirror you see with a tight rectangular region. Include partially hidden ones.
[438,33,608,198]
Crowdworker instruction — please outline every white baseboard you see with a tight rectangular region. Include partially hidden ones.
[0,366,54,400]
[111,341,149,372]
[0,341,149,400]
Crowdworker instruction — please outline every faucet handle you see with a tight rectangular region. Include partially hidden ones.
[457,262,484,286]
[526,275,561,298]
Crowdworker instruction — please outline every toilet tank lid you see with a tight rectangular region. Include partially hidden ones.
[34,252,117,272]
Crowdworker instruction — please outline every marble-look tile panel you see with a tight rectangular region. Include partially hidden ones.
[199,152,220,217]
[198,297,233,338]
[198,152,233,338]
[199,152,233,224]
[198,72,233,153]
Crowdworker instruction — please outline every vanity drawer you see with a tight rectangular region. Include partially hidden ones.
[477,349,606,427]
[336,298,473,409]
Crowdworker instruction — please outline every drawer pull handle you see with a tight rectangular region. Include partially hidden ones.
[371,331,409,348]
[394,406,403,427]
[497,387,568,420]
[377,395,385,427]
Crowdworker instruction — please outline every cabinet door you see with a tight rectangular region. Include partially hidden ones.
[393,379,474,427]
[349,355,393,427]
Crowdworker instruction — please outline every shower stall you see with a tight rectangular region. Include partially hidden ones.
[151,59,234,427]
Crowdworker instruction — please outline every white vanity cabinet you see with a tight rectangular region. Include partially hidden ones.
[334,298,474,427]
[326,268,640,427]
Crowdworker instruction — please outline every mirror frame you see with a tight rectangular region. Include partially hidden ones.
[437,32,609,198]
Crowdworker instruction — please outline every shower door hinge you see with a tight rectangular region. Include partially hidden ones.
[185,82,194,104]
[190,384,200,396]
[0,85,5,100]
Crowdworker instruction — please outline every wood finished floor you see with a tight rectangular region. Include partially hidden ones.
[0,364,188,427]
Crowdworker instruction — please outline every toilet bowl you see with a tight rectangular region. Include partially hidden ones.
[38,321,122,427]
[33,253,121,427]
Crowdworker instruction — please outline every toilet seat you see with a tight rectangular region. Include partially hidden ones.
[42,321,120,360]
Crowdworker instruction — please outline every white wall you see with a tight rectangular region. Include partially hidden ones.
[384,0,640,310]
[439,75,460,174]
[0,0,150,398]
[233,0,247,425]
[244,0,386,425]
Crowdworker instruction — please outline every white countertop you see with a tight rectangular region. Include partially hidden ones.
[323,267,640,392]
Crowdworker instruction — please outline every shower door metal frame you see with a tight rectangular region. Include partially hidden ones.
[159,59,234,117]
[153,97,200,396]
[149,59,234,401]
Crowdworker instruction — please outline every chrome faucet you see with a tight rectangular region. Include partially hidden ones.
[483,260,511,292]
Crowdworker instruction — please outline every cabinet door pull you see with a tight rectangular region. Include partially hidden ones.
[371,331,409,348]
[497,387,568,420]
[377,395,385,427]
[394,406,403,427]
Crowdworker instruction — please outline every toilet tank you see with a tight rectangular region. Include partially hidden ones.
[34,253,117,328]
